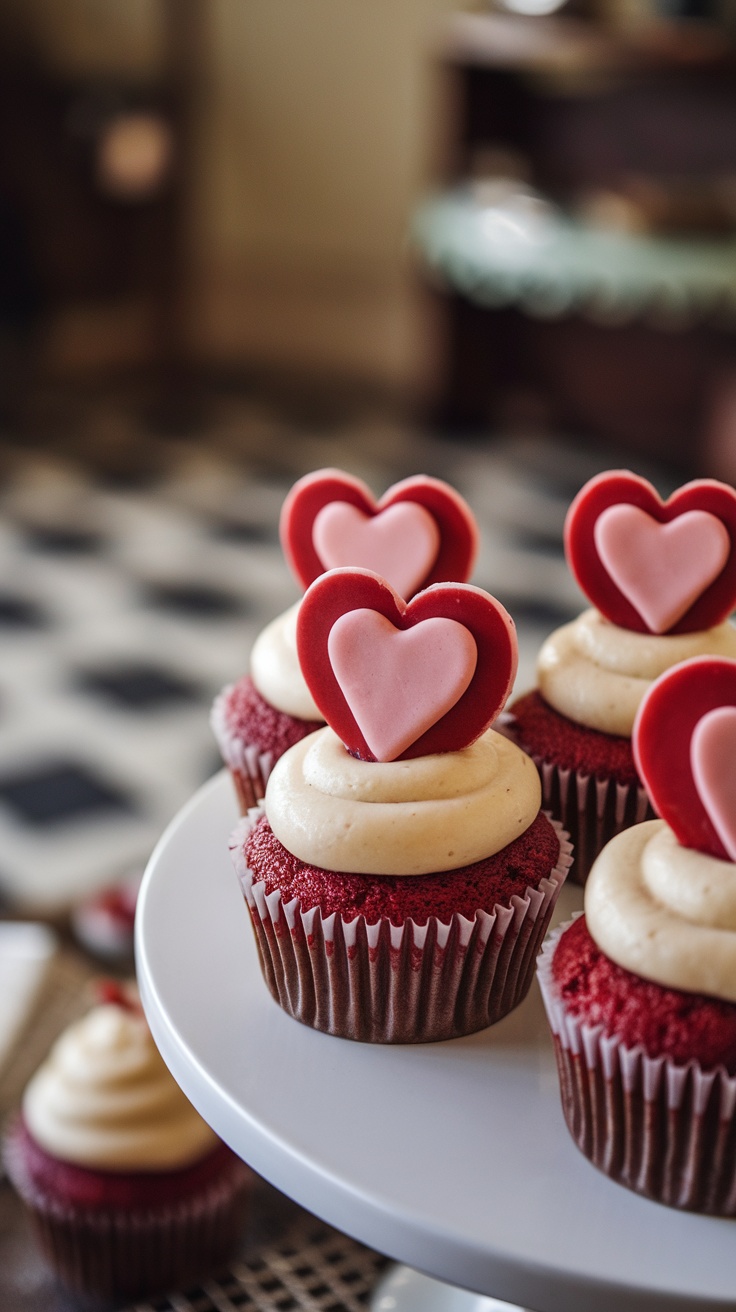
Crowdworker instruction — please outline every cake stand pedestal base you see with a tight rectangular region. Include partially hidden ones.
[371,1265,527,1312]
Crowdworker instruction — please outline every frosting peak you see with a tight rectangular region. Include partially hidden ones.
[265,726,541,876]
[538,609,736,736]
[23,1002,218,1171]
[586,821,736,1003]
[250,602,322,721]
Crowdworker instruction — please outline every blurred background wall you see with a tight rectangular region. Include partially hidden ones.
[3,0,469,394]
[3,0,736,468]
[194,0,463,391]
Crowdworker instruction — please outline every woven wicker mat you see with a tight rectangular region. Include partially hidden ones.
[126,1206,389,1312]
[0,1170,389,1312]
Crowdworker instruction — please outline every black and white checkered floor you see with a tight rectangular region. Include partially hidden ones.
[0,386,676,1310]
[0,394,675,915]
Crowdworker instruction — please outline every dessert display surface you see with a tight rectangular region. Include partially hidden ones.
[137,768,736,1312]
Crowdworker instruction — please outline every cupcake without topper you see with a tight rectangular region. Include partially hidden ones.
[3,981,252,1297]
[280,468,479,598]
[296,567,518,762]
[633,655,736,862]
[564,470,736,635]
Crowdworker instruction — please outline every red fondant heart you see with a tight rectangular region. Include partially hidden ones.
[297,568,517,761]
[565,471,736,634]
[329,609,477,762]
[633,656,736,859]
[691,707,736,862]
[280,469,479,596]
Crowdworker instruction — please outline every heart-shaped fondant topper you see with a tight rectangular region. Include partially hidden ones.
[564,471,736,635]
[633,656,736,861]
[280,469,479,599]
[297,568,517,762]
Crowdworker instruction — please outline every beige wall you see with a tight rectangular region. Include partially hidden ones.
[20,0,473,388]
[192,0,469,389]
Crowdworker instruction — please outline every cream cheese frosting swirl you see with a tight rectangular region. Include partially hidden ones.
[538,608,736,737]
[586,819,736,1002]
[265,725,541,875]
[23,1004,219,1171]
[250,601,322,720]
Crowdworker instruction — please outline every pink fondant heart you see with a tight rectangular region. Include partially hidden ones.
[633,656,736,860]
[328,610,477,762]
[594,505,730,635]
[297,568,517,761]
[280,469,479,595]
[313,501,440,600]
[691,707,736,863]
[565,471,736,634]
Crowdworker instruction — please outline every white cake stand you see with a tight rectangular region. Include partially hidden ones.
[135,772,736,1312]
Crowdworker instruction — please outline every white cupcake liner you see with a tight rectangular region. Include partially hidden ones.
[537,919,736,1214]
[210,686,275,811]
[4,1126,251,1299]
[230,808,572,1043]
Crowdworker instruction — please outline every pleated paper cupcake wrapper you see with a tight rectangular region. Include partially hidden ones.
[537,919,736,1215]
[210,688,276,812]
[230,808,572,1044]
[498,717,652,886]
[3,1128,251,1300]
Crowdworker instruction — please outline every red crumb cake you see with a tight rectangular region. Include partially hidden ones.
[506,688,650,883]
[550,914,736,1074]
[507,690,638,786]
[6,1117,243,1218]
[243,810,560,927]
[211,672,322,810]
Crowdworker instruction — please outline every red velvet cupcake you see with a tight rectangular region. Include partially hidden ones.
[230,567,571,1043]
[3,986,251,1299]
[506,470,736,884]
[537,656,736,1214]
[211,468,479,811]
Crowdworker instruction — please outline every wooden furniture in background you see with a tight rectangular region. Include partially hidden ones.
[419,12,736,469]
